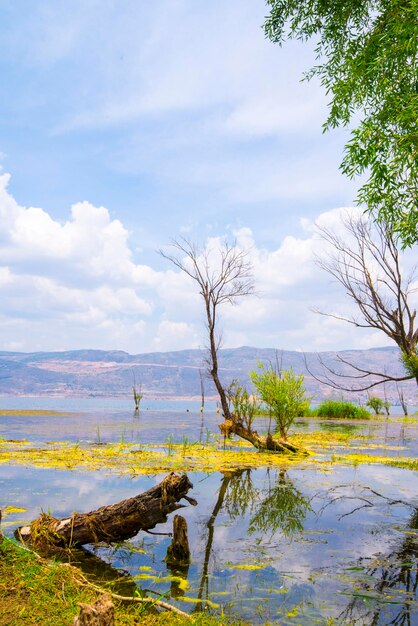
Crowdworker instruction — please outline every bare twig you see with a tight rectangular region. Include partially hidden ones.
[67,566,192,619]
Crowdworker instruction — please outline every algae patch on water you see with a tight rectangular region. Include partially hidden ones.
[333,453,418,471]
[2,505,27,515]
[0,440,311,474]
[0,429,412,474]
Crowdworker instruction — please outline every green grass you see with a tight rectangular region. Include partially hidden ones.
[0,537,246,625]
[308,400,371,420]
[0,537,103,626]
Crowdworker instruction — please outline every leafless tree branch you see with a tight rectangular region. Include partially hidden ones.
[313,213,418,390]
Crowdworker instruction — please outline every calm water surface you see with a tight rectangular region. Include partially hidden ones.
[0,398,417,624]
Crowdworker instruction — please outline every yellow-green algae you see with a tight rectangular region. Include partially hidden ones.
[332,453,418,471]
[229,564,265,571]
[2,505,27,516]
[0,429,415,474]
[0,439,311,474]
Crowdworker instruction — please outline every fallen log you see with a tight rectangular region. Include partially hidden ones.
[15,473,195,549]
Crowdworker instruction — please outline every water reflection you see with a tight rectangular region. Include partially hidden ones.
[319,421,364,435]
[194,468,311,610]
[1,460,417,623]
[248,470,311,538]
[338,508,418,625]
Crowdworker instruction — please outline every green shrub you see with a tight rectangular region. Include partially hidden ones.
[366,396,384,415]
[250,363,310,439]
[312,399,370,420]
[226,379,260,430]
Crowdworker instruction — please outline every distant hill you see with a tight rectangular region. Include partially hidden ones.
[0,345,415,404]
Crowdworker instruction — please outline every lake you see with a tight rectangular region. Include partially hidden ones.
[0,398,417,624]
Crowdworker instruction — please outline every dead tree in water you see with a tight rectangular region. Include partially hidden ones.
[311,213,418,391]
[132,370,143,413]
[161,239,303,454]
[166,514,191,565]
[199,369,205,413]
[15,473,196,550]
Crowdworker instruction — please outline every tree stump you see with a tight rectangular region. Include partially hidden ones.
[73,594,114,626]
[166,514,191,597]
[166,514,191,565]
[16,473,196,549]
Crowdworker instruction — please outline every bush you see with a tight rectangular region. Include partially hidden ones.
[226,379,260,430]
[250,363,310,439]
[312,399,370,420]
[366,396,384,415]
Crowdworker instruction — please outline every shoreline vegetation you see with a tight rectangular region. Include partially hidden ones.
[0,536,247,626]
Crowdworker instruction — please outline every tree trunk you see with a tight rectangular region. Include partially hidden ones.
[219,419,303,454]
[15,473,196,549]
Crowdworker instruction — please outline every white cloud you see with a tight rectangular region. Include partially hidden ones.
[0,174,157,286]
[0,266,12,285]
[1,173,411,353]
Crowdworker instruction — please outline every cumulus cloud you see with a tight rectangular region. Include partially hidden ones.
[0,173,409,353]
[0,174,160,287]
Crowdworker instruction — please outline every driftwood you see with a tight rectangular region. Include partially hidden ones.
[15,473,195,549]
[220,419,302,453]
[74,594,114,626]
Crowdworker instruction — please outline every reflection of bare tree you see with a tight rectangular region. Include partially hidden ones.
[318,484,416,520]
[315,484,418,625]
[195,470,243,610]
[194,468,311,609]
[338,508,418,625]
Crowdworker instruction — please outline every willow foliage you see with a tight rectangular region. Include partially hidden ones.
[265,0,418,246]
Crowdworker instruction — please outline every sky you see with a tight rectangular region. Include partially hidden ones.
[0,0,416,355]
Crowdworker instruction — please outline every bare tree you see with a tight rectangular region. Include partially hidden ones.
[397,384,409,417]
[311,213,418,391]
[161,238,300,453]
[161,238,254,418]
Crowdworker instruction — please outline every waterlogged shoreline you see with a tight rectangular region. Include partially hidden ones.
[0,404,416,625]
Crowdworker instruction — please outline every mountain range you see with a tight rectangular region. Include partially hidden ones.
[0,346,416,405]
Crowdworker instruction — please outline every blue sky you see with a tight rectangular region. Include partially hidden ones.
[0,0,414,354]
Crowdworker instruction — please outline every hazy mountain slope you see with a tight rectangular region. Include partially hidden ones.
[0,346,414,403]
